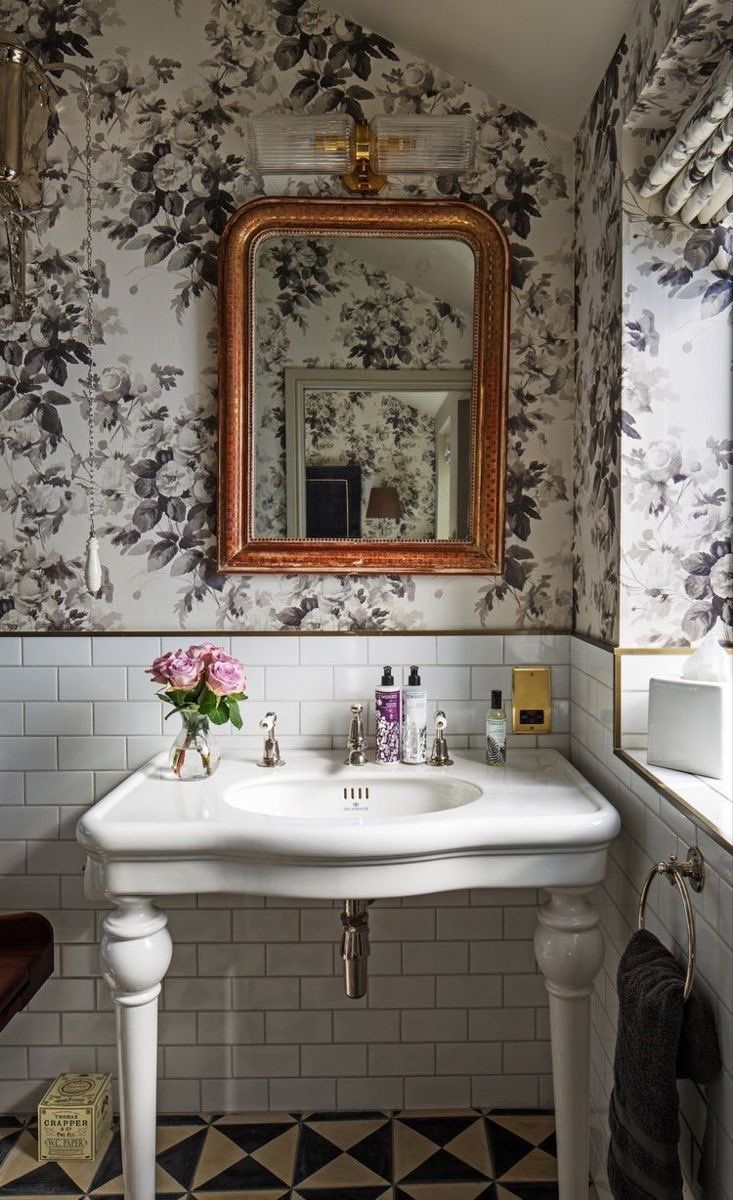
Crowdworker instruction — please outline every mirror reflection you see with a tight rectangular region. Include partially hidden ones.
[252,235,475,541]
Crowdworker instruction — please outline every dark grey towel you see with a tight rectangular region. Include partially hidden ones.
[608,928,721,1199]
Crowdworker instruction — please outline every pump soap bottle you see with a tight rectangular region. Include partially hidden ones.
[375,666,401,764]
[486,689,507,765]
[402,666,428,764]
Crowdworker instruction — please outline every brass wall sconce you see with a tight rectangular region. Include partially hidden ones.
[246,113,475,194]
[1,31,103,597]
[0,32,90,317]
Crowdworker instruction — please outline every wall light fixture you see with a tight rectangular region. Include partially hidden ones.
[245,113,475,193]
[0,32,102,597]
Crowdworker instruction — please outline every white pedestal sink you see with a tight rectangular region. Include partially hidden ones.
[78,748,620,1200]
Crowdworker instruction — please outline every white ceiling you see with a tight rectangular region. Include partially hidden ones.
[339,0,637,137]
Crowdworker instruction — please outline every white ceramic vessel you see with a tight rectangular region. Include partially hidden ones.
[78,748,620,1200]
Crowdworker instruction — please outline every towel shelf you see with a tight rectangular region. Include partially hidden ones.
[637,846,705,1001]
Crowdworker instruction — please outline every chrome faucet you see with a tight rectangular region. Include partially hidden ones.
[345,703,367,766]
[429,710,453,766]
[259,711,284,767]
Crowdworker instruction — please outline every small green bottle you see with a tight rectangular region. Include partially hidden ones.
[486,689,507,765]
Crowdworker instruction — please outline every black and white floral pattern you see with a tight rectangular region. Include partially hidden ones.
[621,168,732,644]
[573,0,731,645]
[0,0,574,631]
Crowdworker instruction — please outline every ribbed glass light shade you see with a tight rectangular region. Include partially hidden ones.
[370,114,474,174]
[245,114,355,173]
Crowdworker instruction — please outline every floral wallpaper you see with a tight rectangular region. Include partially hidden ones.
[572,36,625,645]
[572,0,731,645]
[0,0,574,632]
[252,235,470,539]
[620,118,731,643]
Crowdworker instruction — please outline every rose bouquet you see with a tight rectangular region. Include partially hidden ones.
[147,643,247,779]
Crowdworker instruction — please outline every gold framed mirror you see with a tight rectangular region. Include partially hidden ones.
[218,197,510,574]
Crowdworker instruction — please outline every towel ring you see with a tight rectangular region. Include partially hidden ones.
[638,846,704,1001]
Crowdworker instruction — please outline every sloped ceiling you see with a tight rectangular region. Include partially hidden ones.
[339,0,637,137]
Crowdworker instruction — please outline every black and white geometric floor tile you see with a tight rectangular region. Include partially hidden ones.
[0,1111,599,1198]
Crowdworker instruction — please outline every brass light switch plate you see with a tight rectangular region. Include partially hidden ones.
[512,667,551,734]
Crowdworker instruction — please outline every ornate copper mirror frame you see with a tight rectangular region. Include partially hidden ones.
[218,196,510,574]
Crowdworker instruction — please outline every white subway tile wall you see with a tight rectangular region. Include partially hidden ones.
[571,637,732,1200]
[0,632,570,1116]
[620,653,686,747]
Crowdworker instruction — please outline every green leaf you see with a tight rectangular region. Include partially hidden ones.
[229,701,243,730]
[199,687,217,715]
[208,706,228,725]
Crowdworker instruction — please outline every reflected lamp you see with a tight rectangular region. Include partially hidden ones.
[366,485,403,520]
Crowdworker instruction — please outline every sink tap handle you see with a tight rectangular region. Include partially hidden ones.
[259,711,284,768]
[429,709,453,767]
[345,703,367,766]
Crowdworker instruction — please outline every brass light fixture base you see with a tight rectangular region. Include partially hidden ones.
[341,122,388,194]
[341,166,388,194]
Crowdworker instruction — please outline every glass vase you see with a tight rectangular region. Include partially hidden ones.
[169,713,221,781]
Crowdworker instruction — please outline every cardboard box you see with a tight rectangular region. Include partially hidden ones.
[38,1073,112,1162]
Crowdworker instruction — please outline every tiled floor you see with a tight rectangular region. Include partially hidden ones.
[0,1110,599,1199]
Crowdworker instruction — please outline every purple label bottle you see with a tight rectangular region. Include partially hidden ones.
[376,666,401,763]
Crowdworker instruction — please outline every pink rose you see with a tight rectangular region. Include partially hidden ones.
[187,642,224,663]
[147,651,174,684]
[206,657,246,696]
[165,652,204,690]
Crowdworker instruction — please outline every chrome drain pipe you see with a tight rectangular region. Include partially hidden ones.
[340,900,370,999]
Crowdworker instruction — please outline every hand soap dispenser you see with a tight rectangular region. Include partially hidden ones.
[486,689,507,765]
[402,666,427,764]
[375,666,401,764]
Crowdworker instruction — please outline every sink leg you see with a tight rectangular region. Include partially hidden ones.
[101,900,172,1200]
[534,888,604,1200]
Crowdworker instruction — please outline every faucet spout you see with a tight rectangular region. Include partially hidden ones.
[429,709,453,766]
[259,712,284,767]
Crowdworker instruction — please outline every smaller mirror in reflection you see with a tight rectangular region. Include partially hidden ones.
[284,372,471,540]
[253,234,475,542]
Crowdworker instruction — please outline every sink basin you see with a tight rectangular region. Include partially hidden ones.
[78,749,620,901]
[226,774,482,818]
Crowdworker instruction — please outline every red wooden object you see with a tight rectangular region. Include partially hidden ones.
[0,912,54,1034]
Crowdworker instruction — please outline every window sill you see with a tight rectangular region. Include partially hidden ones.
[615,747,732,851]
